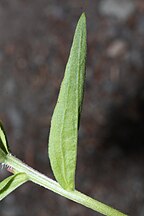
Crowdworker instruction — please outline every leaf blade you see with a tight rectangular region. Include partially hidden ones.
[0,173,28,201]
[48,13,86,191]
[0,122,9,154]
[0,148,6,163]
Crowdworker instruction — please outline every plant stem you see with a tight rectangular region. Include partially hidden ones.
[6,153,127,216]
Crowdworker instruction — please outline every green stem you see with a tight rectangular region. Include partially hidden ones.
[6,153,127,216]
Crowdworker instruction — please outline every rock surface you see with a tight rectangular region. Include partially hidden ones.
[99,0,136,20]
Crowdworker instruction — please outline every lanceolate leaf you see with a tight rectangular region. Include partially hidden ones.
[0,122,9,154]
[0,173,28,201]
[48,13,86,191]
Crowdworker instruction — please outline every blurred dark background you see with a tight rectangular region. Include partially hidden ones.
[0,0,144,215]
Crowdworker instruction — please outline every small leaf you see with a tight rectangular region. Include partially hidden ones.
[0,148,6,163]
[0,122,9,154]
[48,13,86,191]
[0,173,28,201]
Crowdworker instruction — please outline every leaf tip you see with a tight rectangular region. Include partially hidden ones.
[79,12,86,24]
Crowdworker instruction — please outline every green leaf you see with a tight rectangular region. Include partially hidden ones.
[0,148,6,163]
[0,122,9,154]
[48,13,87,191]
[0,173,28,201]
